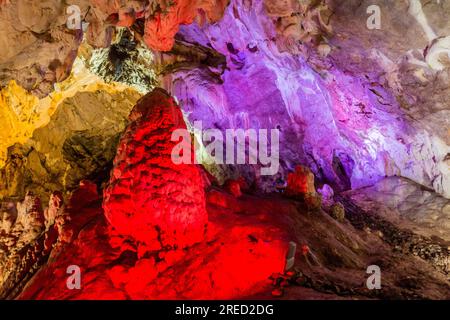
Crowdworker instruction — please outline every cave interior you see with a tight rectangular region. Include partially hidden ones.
[0,0,449,300]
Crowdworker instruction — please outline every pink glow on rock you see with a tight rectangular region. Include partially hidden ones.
[165,0,448,197]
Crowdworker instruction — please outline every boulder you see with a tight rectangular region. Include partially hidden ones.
[286,165,317,198]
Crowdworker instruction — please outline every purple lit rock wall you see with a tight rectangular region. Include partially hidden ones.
[164,0,449,197]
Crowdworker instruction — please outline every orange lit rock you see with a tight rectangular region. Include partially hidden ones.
[143,0,228,51]
[286,165,317,198]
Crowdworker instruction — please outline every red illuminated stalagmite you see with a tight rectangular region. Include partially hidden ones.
[19,89,289,300]
[103,88,208,251]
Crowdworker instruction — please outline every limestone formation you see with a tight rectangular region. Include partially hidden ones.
[103,89,208,250]
[0,87,140,203]
[0,0,449,302]
[0,0,227,97]
[166,0,450,198]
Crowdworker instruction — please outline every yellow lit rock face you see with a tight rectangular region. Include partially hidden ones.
[0,58,141,168]
[0,82,39,167]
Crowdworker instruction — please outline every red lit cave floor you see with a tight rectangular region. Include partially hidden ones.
[18,183,289,300]
[16,182,450,300]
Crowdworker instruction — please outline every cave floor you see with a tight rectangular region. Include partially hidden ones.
[4,178,450,300]
[239,178,450,300]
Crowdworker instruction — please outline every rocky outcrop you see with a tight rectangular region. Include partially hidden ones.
[1,0,450,301]
[0,87,141,203]
[1,0,447,197]
[164,0,449,199]
[142,0,229,51]
[0,0,82,97]
[11,178,450,300]
[88,29,157,93]
[344,177,450,243]
[0,0,228,97]
[0,180,104,299]
[327,0,450,197]
[0,192,53,299]
[286,166,317,198]
[336,193,450,276]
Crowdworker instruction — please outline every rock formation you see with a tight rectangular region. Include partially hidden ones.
[10,90,290,300]
[165,0,449,198]
[103,88,208,250]
[0,85,141,203]
[0,0,449,301]
[0,0,227,97]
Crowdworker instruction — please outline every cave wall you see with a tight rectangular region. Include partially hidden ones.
[0,83,141,203]
[0,0,449,300]
[0,0,227,97]
[163,0,449,197]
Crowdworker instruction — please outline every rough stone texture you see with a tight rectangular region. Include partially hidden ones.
[329,0,450,139]
[344,177,450,243]
[18,181,450,300]
[142,0,229,51]
[0,58,141,168]
[17,185,289,300]
[0,180,103,299]
[318,184,334,207]
[44,192,64,230]
[165,0,449,198]
[13,179,450,300]
[0,0,82,97]
[0,0,227,97]
[304,193,322,212]
[11,91,290,300]
[1,163,448,300]
[0,0,450,301]
[2,0,445,197]
[0,192,48,298]
[223,178,244,197]
[336,193,450,276]
[286,165,317,198]
[326,0,450,197]
[0,87,140,203]
[103,89,208,250]
[0,0,448,198]
[88,29,157,93]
